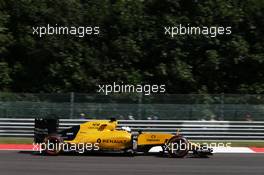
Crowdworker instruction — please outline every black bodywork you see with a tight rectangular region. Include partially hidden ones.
[34,118,80,143]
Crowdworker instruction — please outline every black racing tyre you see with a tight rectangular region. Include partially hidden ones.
[43,135,63,156]
[166,136,189,158]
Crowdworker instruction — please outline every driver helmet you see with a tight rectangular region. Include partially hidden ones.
[121,126,131,132]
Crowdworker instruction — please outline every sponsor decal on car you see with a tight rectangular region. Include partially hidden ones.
[96,138,127,144]
[146,135,160,142]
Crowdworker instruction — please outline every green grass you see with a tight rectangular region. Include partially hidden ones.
[0,137,33,144]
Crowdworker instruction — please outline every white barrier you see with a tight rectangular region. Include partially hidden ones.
[0,118,264,140]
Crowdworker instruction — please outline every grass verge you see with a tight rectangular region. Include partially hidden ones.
[0,137,33,144]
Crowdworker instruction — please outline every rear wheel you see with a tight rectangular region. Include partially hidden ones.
[43,135,63,156]
[166,136,189,158]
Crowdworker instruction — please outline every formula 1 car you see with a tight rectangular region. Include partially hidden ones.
[34,118,212,158]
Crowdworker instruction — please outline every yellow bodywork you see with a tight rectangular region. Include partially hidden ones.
[137,133,174,146]
[63,120,179,150]
[64,120,132,150]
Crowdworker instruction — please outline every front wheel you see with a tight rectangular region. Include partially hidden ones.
[166,136,189,158]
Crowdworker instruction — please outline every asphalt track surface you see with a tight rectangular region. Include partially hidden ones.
[0,151,263,175]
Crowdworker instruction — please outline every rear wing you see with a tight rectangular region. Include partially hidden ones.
[34,118,59,143]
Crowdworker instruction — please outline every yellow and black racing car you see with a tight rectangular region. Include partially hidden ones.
[34,118,213,158]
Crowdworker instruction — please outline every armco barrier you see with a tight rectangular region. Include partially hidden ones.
[0,118,264,140]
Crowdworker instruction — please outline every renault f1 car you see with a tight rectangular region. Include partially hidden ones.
[34,118,212,158]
